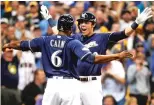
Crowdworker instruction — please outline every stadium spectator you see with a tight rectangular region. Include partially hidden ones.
[103,95,117,105]
[48,5,58,20]
[1,18,9,45]
[95,9,106,30]
[3,1,19,21]
[75,2,85,15]
[87,6,96,15]
[127,52,151,105]
[26,1,43,27]
[120,10,133,31]
[21,69,46,105]
[143,18,154,40]
[128,6,138,21]
[124,97,138,105]
[15,15,33,40]
[101,60,126,105]
[10,3,26,25]
[111,23,120,32]
[150,93,154,105]
[146,34,154,94]
[2,25,17,45]
[1,50,22,105]
[17,50,36,91]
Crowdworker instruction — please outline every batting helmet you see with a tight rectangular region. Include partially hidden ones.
[58,14,74,31]
[77,12,96,24]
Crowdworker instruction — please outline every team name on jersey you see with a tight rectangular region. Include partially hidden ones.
[50,40,66,48]
[84,41,98,48]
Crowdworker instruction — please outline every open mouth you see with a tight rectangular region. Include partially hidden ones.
[81,27,87,32]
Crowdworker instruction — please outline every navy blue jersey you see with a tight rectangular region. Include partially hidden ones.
[20,35,93,78]
[72,31,127,76]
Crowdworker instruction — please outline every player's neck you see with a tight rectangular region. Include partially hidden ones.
[58,31,71,36]
[88,32,94,37]
[83,32,94,37]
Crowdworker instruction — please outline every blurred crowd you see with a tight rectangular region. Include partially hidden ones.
[1,1,154,105]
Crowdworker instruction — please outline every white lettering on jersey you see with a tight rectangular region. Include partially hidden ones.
[82,47,90,51]
[51,50,62,67]
[50,40,66,48]
[57,36,61,38]
[84,41,98,48]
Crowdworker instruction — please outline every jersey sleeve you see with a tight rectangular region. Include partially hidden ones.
[108,30,128,42]
[68,40,95,63]
[48,18,57,27]
[20,37,44,52]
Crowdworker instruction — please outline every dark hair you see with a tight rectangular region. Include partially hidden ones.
[121,10,131,17]
[102,95,117,105]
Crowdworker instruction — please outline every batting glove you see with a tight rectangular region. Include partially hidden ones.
[135,7,153,24]
[40,5,52,20]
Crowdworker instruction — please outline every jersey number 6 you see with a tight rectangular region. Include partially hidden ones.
[51,50,62,67]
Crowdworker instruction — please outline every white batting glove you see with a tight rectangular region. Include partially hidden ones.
[135,7,153,24]
[40,5,52,20]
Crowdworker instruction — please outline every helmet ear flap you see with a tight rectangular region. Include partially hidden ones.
[93,24,96,28]
[92,22,96,27]
[77,23,81,32]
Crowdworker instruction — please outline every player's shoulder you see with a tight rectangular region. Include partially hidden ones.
[67,38,82,47]
[71,33,82,39]
[93,33,111,40]
[41,34,56,39]
[68,38,81,44]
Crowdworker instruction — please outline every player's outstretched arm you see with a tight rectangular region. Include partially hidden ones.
[125,7,153,36]
[94,51,133,64]
[70,39,133,64]
[40,5,58,34]
[3,37,43,52]
[2,41,22,52]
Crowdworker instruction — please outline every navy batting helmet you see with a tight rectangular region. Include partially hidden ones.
[58,14,74,31]
[77,12,96,24]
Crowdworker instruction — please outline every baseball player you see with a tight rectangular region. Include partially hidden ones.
[76,8,153,105]
[3,14,133,105]
[42,5,153,105]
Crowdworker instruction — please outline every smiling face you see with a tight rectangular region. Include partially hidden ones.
[78,20,95,37]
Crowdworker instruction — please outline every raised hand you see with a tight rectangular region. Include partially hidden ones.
[2,44,13,52]
[135,7,153,24]
[40,5,52,20]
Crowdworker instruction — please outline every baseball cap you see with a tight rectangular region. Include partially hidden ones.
[0,18,9,24]
[29,1,38,7]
